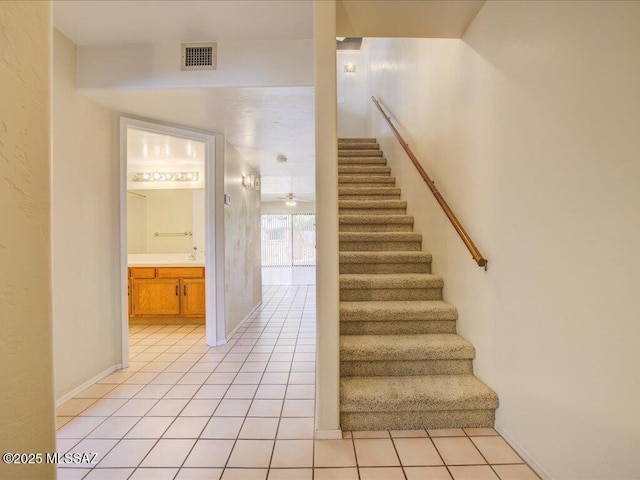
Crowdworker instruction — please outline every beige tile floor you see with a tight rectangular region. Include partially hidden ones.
[56,284,540,480]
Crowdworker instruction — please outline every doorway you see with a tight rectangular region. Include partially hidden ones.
[119,118,225,368]
[261,213,316,285]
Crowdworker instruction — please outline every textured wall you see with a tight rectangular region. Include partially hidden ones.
[223,141,262,336]
[368,1,640,478]
[0,2,56,479]
[52,29,121,400]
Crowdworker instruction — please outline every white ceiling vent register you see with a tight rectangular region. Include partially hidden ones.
[181,42,217,71]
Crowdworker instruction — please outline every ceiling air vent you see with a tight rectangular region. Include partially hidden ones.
[181,42,217,71]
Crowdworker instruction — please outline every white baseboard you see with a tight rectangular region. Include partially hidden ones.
[495,425,551,480]
[56,363,122,407]
[224,301,262,343]
[315,429,343,440]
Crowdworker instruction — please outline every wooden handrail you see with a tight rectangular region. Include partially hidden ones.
[371,96,488,269]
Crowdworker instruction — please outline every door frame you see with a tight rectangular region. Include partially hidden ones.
[119,117,226,367]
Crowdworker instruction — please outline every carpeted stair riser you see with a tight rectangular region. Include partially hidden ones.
[341,375,498,413]
[338,157,388,165]
[340,333,474,361]
[340,240,422,252]
[339,200,407,214]
[339,299,456,331]
[338,138,377,143]
[338,142,380,150]
[339,191,402,200]
[339,224,414,233]
[341,320,456,335]
[340,300,457,321]
[340,333,474,375]
[340,287,442,302]
[342,359,473,376]
[338,166,391,175]
[339,176,396,186]
[339,251,431,274]
[339,199,406,207]
[341,410,496,431]
[340,232,422,252]
[339,149,383,157]
[340,263,431,274]
[340,208,407,216]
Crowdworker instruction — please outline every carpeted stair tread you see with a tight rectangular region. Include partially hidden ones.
[339,232,422,245]
[340,300,458,322]
[340,273,443,289]
[339,187,400,196]
[341,334,475,361]
[339,200,407,209]
[338,143,380,150]
[339,215,413,225]
[338,157,388,165]
[338,166,391,175]
[341,375,499,413]
[339,150,383,157]
[339,175,396,185]
[340,251,431,264]
[339,138,377,143]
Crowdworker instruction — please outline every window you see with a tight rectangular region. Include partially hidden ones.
[261,214,316,266]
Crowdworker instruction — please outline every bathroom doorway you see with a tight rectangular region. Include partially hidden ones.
[119,118,225,368]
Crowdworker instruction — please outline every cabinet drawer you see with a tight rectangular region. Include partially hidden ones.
[130,267,156,278]
[157,267,204,279]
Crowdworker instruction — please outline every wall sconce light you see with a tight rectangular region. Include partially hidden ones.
[131,171,199,182]
[242,174,260,190]
[344,63,357,73]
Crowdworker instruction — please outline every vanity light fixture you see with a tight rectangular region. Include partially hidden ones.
[131,171,199,182]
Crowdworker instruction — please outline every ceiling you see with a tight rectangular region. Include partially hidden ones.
[53,1,313,45]
[53,1,315,204]
[85,87,315,202]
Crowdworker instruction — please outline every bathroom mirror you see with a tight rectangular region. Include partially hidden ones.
[127,188,205,254]
[126,126,206,256]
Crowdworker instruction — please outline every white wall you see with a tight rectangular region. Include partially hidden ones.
[367,1,640,478]
[144,189,194,254]
[77,40,314,89]
[52,29,121,400]
[337,47,369,138]
[0,3,56,479]
[223,141,262,336]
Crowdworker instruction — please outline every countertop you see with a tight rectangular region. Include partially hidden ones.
[128,253,205,267]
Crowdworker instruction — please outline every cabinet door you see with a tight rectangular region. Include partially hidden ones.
[132,279,180,316]
[181,278,206,317]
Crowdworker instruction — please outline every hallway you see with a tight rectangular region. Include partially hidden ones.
[56,283,538,480]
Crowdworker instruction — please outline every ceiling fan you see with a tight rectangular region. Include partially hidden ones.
[277,193,311,207]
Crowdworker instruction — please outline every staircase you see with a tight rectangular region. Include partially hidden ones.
[338,138,499,431]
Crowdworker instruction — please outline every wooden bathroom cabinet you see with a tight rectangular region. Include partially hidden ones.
[129,266,205,322]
